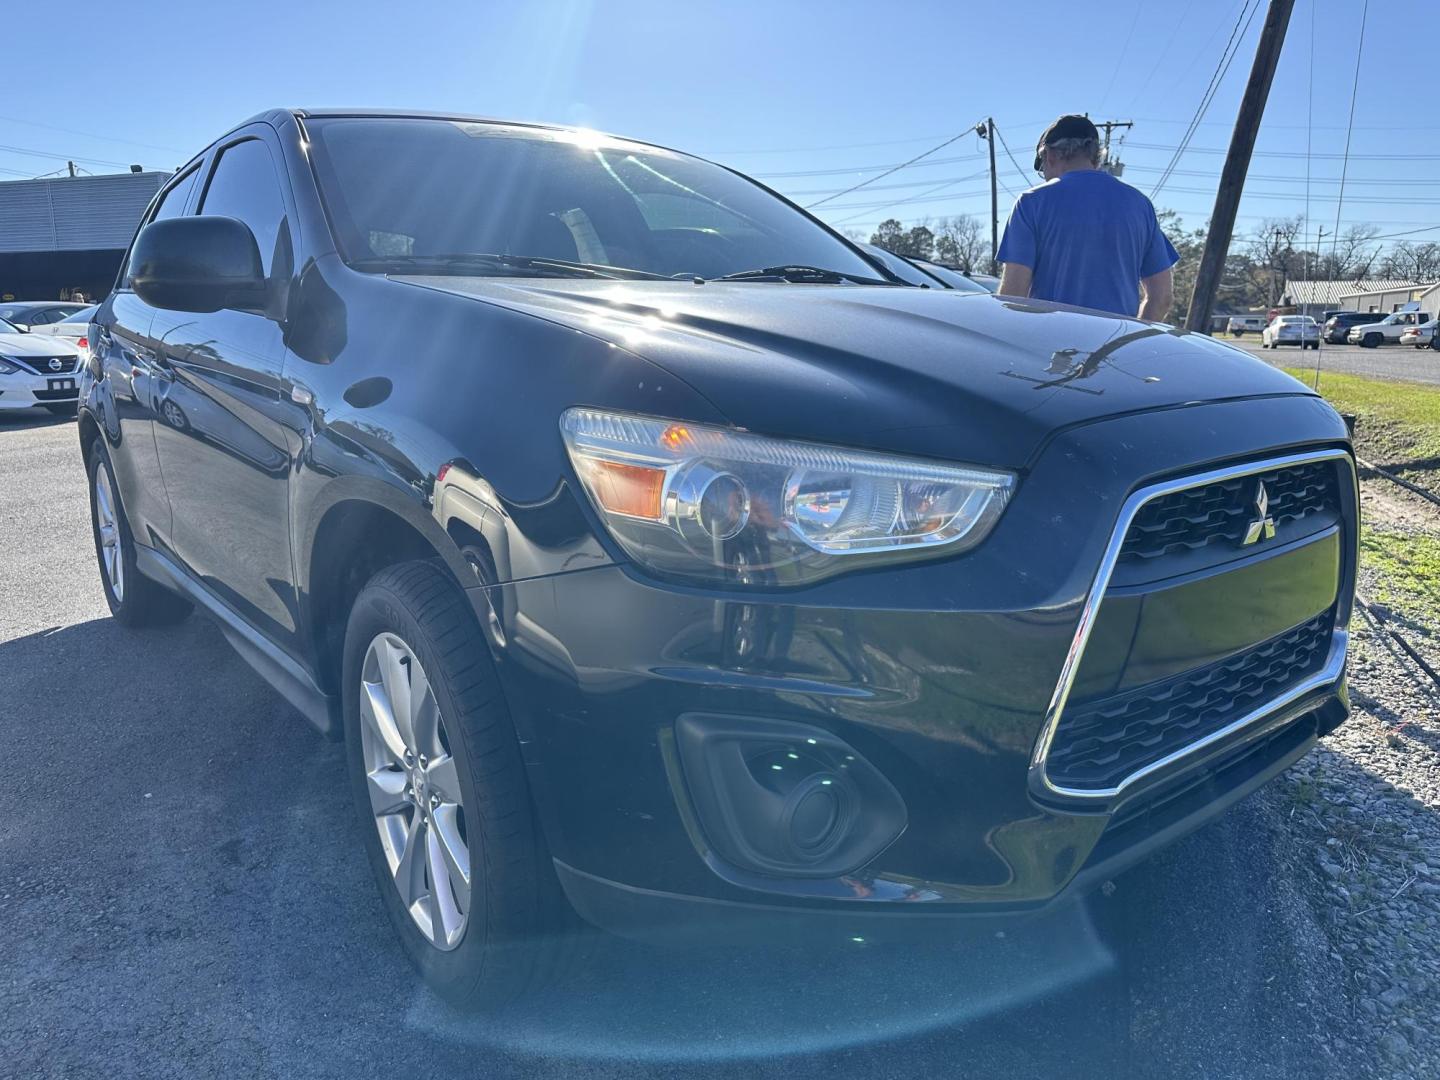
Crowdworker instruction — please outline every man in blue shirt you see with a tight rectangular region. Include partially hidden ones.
[997,114,1179,320]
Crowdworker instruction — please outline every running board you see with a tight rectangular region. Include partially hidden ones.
[133,545,339,737]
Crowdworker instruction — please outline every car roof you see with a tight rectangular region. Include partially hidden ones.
[230,107,697,162]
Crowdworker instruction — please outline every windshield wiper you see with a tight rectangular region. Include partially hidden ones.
[349,253,668,281]
[711,264,895,285]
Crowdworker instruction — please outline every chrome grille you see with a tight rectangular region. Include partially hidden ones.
[1119,461,1339,564]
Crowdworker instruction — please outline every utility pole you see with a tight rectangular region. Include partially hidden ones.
[1185,0,1297,332]
[976,119,998,274]
[1092,119,1134,176]
[66,160,77,178]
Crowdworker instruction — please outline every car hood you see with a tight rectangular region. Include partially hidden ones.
[0,332,80,356]
[398,277,1319,468]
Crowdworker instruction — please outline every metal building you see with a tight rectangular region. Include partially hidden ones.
[0,170,170,303]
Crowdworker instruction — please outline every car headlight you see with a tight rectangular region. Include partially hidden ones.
[0,356,19,374]
[561,408,1015,586]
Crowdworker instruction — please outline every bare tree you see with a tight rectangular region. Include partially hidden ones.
[1308,223,1382,281]
[1245,217,1305,305]
[931,215,989,270]
[1377,241,1440,282]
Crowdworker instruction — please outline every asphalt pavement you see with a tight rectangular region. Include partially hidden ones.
[0,407,1358,1079]
[1229,336,1440,385]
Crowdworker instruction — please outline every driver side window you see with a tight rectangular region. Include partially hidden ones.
[198,138,289,281]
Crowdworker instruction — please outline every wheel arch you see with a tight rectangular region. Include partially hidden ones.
[298,478,485,701]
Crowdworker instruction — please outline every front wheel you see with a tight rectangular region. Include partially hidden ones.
[343,560,582,1007]
[87,439,192,627]
[1362,333,1382,348]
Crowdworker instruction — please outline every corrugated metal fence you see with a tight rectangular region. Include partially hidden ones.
[0,171,169,253]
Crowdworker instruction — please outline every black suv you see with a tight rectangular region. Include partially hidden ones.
[80,109,1357,1006]
[1323,310,1378,343]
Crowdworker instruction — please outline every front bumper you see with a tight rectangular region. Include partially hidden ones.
[0,370,80,409]
[474,397,1356,937]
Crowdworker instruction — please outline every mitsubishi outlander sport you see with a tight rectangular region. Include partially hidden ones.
[80,109,1357,1007]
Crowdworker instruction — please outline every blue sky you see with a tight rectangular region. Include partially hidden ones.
[5,0,1434,247]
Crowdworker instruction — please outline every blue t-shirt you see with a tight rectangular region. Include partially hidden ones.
[996,170,1179,316]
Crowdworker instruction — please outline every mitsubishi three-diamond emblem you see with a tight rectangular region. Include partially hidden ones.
[1242,479,1276,545]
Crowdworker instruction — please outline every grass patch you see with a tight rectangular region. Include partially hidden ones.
[1359,526,1440,620]
[1282,366,1440,465]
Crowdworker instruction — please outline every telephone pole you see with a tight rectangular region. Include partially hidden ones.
[976,119,999,274]
[1185,0,1297,332]
[1092,119,1134,176]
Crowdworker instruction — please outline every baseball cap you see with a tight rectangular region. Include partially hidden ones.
[1034,114,1101,172]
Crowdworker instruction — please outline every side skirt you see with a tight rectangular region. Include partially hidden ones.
[133,544,340,737]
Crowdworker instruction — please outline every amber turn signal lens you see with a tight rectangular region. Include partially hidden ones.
[581,458,666,520]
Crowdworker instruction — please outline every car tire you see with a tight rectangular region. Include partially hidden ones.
[1362,333,1381,348]
[87,438,193,627]
[342,559,586,1008]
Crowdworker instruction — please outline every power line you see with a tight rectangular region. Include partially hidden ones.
[0,112,184,155]
[1329,0,1369,277]
[992,126,1035,190]
[0,141,154,170]
[787,164,1440,200]
[1151,0,1263,198]
[805,126,985,209]
[1099,1,1146,109]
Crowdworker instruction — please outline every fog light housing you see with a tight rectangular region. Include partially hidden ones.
[674,714,906,878]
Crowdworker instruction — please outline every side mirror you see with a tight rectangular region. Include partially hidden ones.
[130,216,267,314]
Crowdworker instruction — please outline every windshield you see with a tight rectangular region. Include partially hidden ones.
[912,259,989,293]
[858,244,935,287]
[306,118,882,283]
[60,306,98,324]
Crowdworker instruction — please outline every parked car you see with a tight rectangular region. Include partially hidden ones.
[911,258,992,293]
[1347,310,1427,347]
[1261,315,1320,349]
[0,300,91,328]
[1322,311,1380,344]
[82,108,1358,1008]
[1398,320,1435,349]
[962,270,1001,292]
[0,316,84,414]
[858,246,989,294]
[30,304,99,356]
[1227,315,1266,336]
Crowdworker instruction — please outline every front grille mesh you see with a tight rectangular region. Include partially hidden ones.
[1119,462,1338,563]
[1045,612,1334,791]
[16,355,78,375]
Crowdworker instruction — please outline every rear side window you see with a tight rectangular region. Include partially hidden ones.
[153,167,199,222]
[119,166,199,288]
[199,138,288,279]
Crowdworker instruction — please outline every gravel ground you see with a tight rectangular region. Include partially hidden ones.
[1237,338,1440,386]
[2,406,1437,1078]
[1266,470,1440,1076]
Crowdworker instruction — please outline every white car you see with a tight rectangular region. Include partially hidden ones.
[1261,315,1319,350]
[0,317,85,414]
[1347,310,1427,347]
[28,305,98,357]
[1227,315,1266,336]
[0,300,91,329]
[1399,320,1436,349]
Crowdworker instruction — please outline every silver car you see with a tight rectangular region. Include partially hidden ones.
[0,316,85,415]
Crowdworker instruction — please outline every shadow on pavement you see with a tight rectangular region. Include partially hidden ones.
[0,406,75,432]
[0,612,1371,1078]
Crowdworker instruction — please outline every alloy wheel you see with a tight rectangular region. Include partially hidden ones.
[93,464,124,603]
[359,632,471,950]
